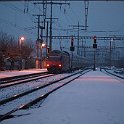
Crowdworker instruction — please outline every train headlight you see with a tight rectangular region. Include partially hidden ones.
[59,64,62,67]
[46,64,50,67]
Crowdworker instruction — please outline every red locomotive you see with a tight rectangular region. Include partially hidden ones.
[46,50,70,73]
[46,50,86,73]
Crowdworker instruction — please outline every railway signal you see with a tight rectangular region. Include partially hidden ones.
[47,47,50,54]
[70,36,75,51]
[92,36,97,71]
[71,36,74,46]
[93,36,97,48]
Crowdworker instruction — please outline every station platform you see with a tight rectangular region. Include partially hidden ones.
[0,69,47,79]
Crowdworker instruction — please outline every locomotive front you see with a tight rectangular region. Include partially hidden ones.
[46,55,62,73]
[46,50,70,73]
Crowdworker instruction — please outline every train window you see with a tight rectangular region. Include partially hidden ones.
[48,56,61,61]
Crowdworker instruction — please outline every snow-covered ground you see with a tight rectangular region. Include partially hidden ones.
[0,73,70,114]
[0,69,47,79]
[105,69,124,79]
[1,70,124,124]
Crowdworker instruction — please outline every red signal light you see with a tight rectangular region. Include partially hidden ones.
[93,36,96,39]
[93,36,97,44]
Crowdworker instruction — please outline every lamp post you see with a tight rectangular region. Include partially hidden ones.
[110,38,113,68]
[19,36,25,70]
[40,43,46,69]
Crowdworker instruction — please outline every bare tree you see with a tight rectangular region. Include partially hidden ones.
[0,31,35,70]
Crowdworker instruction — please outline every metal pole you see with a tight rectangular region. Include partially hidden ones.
[40,44,42,69]
[110,40,112,68]
[77,21,79,55]
[46,21,49,56]
[40,25,44,69]
[19,38,22,70]
[84,0,89,30]
[71,51,73,72]
[36,15,40,69]
[49,0,52,52]
[93,48,96,71]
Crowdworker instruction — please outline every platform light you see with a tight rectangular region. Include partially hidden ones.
[19,36,25,70]
[20,36,25,41]
[19,36,25,45]
[42,43,46,48]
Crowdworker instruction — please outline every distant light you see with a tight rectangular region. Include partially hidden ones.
[20,36,25,41]
[19,36,25,45]
[59,64,62,67]
[42,43,46,47]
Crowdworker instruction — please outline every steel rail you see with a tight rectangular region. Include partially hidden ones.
[0,72,48,84]
[0,73,53,89]
[104,69,124,80]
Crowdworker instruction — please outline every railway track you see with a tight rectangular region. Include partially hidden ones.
[101,69,124,82]
[0,73,66,105]
[102,69,124,80]
[0,72,54,89]
[0,69,90,122]
[0,72,66,103]
[0,72,48,84]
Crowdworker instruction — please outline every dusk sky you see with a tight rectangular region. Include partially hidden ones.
[0,1,124,49]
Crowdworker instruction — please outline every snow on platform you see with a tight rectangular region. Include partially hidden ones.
[0,69,47,79]
[1,70,124,124]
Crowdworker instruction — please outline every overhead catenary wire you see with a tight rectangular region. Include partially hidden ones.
[0,3,34,23]
[0,2,38,38]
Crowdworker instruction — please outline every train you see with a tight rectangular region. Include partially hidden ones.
[46,50,86,73]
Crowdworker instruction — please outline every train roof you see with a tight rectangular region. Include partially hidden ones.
[49,50,70,56]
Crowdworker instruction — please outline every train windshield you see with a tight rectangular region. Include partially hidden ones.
[48,56,61,61]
